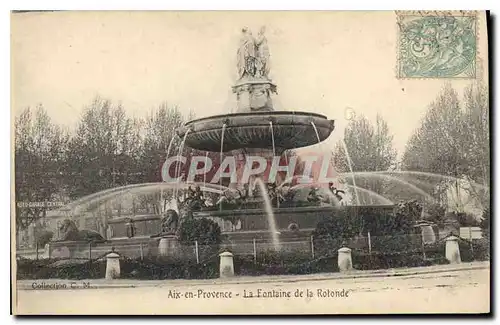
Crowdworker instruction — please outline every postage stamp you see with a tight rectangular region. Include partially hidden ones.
[396,11,478,79]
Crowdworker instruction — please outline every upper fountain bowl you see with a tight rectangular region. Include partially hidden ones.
[176,111,335,153]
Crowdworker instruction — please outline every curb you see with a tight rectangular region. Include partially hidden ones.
[224,265,488,285]
[17,262,489,290]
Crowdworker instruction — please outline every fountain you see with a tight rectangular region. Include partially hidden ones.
[47,27,473,259]
[176,27,335,156]
[172,26,352,251]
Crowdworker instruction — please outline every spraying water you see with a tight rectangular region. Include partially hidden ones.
[373,171,490,191]
[60,182,225,215]
[338,171,435,202]
[166,136,176,160]
[203,152,209,187]
[269,121,276,157]
[173,129,191,207]
[269,121,279,208]
[161,137,177,213]
[219,124,227,209]
[255,178,280,250]
[318,189,341,206]
[311,121,321,143]
[277,175,306,189]
[342,184,394,205]
[276,123,322,192]
[341,139,361,205]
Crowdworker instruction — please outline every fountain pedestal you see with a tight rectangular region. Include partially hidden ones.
[232,79,277,113]
[230,148,287,190]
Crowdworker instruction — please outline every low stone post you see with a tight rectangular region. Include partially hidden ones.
[105,251,121,280]
[158,236,180,258]
[338,247,353,272]
[421,223,436,244]
[219,251,234,278]
[445,235,461,264]
[158,237,169,257]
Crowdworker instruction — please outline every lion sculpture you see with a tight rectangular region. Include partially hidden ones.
[160,209,180,235]
[55,219,106,243]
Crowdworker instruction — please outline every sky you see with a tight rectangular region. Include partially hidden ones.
[11,11,489,156]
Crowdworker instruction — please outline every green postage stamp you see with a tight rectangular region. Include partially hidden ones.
[397,11,478,79]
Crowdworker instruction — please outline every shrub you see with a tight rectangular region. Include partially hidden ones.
[424,237,490,262]
[363,210,414,236]
[312,208,358,256]
[480,207,490,239]
[179,217,221,246]
[352,252,430,270]
[119,256,219,280]
[352,251,448,270]
[471,238,490,261]
[16,257,105,280]
[370,234,421,254]
[233,250,337,276]
[423,203,447,226]
[312,205,415,256]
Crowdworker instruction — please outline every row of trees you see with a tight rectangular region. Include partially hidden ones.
[15,98,193,232]
[332,82,489,224]
[402,83,490,208]
[14,98,307,235]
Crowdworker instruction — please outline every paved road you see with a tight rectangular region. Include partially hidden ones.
[15,267,489,314]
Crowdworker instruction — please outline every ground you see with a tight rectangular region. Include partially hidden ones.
[14,262,490,315]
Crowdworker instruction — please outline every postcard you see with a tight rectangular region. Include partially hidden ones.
[11,10,490,315]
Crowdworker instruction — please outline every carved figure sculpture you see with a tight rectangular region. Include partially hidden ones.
[161,209,180,235]
[236,26,271,80]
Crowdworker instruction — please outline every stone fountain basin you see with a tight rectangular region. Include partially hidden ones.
[176,111,335,153]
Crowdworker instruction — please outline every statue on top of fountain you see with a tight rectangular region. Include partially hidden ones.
[234,26,276,113]
[237,26,270,80]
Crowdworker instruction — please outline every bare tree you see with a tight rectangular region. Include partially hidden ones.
[462,83,490,207]
[137,102,194,213]
[15,105,70,233]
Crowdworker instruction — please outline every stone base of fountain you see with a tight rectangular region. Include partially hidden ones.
[194,205,344,231]
[232,79,277,113]
[194,204,397,251]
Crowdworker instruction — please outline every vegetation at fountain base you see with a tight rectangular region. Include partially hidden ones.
[480,207,490,240]
[312,201,418,252]
[17,237,488,280]
[17,204,490,280]
[178,217,221,246]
